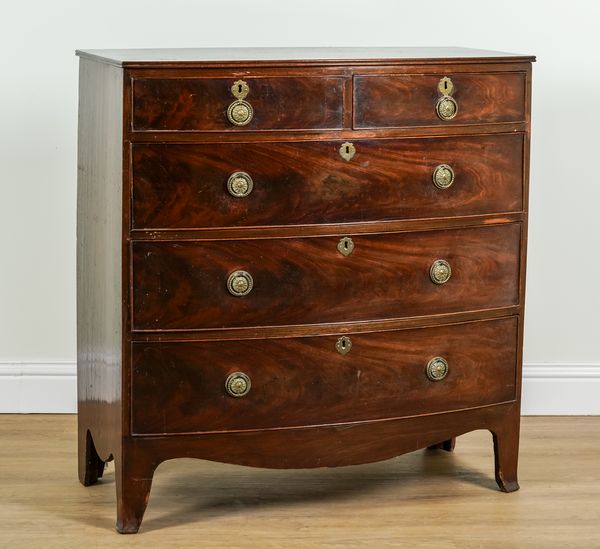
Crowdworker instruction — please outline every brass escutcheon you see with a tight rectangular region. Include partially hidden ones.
[227,171,254,197]
[231,80,249,100]
[336,336,352,355]
[337,237,355,256]
[225,372,251,397]
[227,270,253,296]
[438,76,454,96]
[339,142,356,161]
[426,357,449,381]
[430,259,452,285]
[432,164,455,189]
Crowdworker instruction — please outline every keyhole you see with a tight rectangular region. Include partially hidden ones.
[238,84,243,94]
[341,340,346,349]
[345,145,350,154]
[444,80,448,91]
[344,241,349,251]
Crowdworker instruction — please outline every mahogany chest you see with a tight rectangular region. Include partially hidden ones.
[76,47,534,533]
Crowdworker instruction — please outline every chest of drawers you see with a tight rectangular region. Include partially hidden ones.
[76,47,534,533]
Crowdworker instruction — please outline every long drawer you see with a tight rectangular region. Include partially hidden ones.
[131,133,524,230]
[130,317,518,434]
[131,223,520,331]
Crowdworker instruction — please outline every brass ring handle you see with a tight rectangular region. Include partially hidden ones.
[436,96,458,120]
[432,164,455,189]
[227,172,254,198]
[227,270,253,296]
[225,372,251,397]
[426,357,449,381]
[227,100,253,126]
[430,259,452,285]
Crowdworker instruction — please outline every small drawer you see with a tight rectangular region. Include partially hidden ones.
[131,133,524,230]
[354,72,526,128]
[131,224,520,331]
[131,75,345,131]
[131,317,518,435]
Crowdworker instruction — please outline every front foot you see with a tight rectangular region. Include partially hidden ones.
[116,514,145,535]
[497,478,520,493]
[115,455,156,534]
[491,408,521,493]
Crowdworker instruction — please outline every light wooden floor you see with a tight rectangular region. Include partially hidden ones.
[0,416,599,548]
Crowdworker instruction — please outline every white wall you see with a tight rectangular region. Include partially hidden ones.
[1,0,599,413]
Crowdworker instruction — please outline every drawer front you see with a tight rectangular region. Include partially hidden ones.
[354,73,526,128]
[132,76,345,131]
[131,317,518,434]
[132,224,520,330]
[132,133,524,230]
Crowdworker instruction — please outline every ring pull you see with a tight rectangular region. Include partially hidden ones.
[426,357,449,381]
[432,164,455,189]
[227,270,253,296]
[430,259,452,285]
[225,372,251,397]
[227,171,254,198]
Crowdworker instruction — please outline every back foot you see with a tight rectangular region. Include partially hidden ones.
[79,429,106,486]
[427,437,456,452]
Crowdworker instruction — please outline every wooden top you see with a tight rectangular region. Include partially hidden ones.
[76,47,535,68]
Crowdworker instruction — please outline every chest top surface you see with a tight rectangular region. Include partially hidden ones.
[75,47,535,67]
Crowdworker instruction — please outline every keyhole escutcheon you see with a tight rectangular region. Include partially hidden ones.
[337,237,355,256]
[339,142,356,161]
[336,336,352,355]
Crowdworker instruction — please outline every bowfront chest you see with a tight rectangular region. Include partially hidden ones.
[76,47,534,533]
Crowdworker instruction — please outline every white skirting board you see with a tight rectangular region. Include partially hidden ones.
[0,362,599,415]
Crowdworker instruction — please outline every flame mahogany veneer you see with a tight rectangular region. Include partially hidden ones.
[76,47,533,533]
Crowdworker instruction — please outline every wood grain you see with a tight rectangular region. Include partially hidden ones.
[130,317,518,435]
[131,133,524,230]
[131,224,521,331]
[132,76,345,131]
[354,72,526,128]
